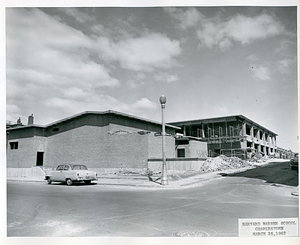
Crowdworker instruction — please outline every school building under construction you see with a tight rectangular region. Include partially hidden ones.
[170,115,279,160]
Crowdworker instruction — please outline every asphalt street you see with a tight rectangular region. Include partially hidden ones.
[7,161,298,237]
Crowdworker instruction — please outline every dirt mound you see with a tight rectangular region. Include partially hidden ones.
[200,155,253,172]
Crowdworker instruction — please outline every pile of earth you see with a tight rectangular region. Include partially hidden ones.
[98,155,255,180]
[151,155,254,181]
[199,155,253,173]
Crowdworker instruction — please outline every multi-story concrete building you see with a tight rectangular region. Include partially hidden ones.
[170,115,278,159]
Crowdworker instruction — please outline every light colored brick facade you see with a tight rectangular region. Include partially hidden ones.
[6,111,178,173]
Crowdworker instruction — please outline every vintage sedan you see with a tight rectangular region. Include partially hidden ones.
[290,154,298,171]
[45,164,98,185]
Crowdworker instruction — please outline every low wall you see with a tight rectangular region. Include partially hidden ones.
[89,168,148,175]
[7,167,46,177]
[148,158,207,172]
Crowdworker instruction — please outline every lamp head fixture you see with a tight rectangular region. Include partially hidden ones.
[159,95,167,106]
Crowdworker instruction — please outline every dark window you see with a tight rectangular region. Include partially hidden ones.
[246,124,251,136]
[10,142,18,150]
[56,165,64,171]
[52,127,59,132]
[176,140,189,145]
[73,165,88,170]
[177,149,185,158]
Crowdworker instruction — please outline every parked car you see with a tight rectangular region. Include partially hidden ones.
[290,154,298,171]
[45,164,98,185]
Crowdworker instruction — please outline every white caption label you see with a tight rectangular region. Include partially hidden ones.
[239,218,298,237]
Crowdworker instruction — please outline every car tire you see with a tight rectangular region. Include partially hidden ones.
[66,179,73,186]
[84,180,91,185]
[47,178,52,184]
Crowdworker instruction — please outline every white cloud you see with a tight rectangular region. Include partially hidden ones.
[133,98,157,110]
[115,98,158,119]
[217,106,228,115]
[155,73,178,83]
[126,79,145,89]
[6,104,20,122]
[196,13,285,51]
[247,54,272,81]
[165,7,202,30]
[63,87,88,99]
[6,8,120,89]
[6,8,182,124]
[274,39,294,55]
[247,54,258,62]
[58,8,95,23]
[278,59,294,75]
[97,33,181,71]
[6,8,122,121]
[251,65,271,81]
[43,93,119,115]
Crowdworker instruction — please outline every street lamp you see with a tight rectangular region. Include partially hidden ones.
[159,95,168,185]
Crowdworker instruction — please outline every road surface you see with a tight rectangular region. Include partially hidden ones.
[7,161,298,237]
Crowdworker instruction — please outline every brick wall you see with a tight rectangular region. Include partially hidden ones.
[7,136,46,168]
[148,133,175,158]
[44,124,174,170]
[7,114,177,170]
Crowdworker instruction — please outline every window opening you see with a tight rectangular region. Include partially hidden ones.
[10,142,18,150]
[177,149,185,158]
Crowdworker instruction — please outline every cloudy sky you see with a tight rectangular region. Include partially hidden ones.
[5,5,298,151]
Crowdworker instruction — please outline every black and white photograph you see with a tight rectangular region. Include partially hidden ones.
[3,0,299,244]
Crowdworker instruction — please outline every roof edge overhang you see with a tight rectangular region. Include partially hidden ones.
[7,110,180,131]
[169,114,277,136]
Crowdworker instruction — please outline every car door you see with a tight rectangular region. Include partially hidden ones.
[61,165,70,181]
[51,165,64,181]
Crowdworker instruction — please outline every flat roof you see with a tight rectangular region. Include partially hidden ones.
[169,114,277,136]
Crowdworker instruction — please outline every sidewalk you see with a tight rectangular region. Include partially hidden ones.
[6,170,224,189]
[6,165,297,194]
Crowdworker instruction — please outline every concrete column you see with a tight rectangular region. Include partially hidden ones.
[274,136,277,147]
[257,130,260,140]
[183,125,186,136]
[258,144,261,153]
[250,126,254,138]
[242,122,246,137]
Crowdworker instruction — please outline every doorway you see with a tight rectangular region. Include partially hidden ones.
[36,152,44,166]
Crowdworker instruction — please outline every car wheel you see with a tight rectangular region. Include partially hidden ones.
[47,178,52,184]
[84,180,91,185]
[66,179,73,186]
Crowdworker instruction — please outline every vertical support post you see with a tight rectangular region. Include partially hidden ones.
[159,95,168,185]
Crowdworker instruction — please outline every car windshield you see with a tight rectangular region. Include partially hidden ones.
[72,165,88,170]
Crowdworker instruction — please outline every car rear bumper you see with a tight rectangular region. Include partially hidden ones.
[75,177,97,181]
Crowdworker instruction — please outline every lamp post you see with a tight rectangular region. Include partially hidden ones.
[159,95,168,185]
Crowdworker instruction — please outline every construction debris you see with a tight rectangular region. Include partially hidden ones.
[200,155,253,172]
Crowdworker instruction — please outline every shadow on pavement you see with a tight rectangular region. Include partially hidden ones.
[148,175,162,185]
[219,161,298,187]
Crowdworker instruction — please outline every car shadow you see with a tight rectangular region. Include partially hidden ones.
[218,161,298,187]
[47,182,98,186]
